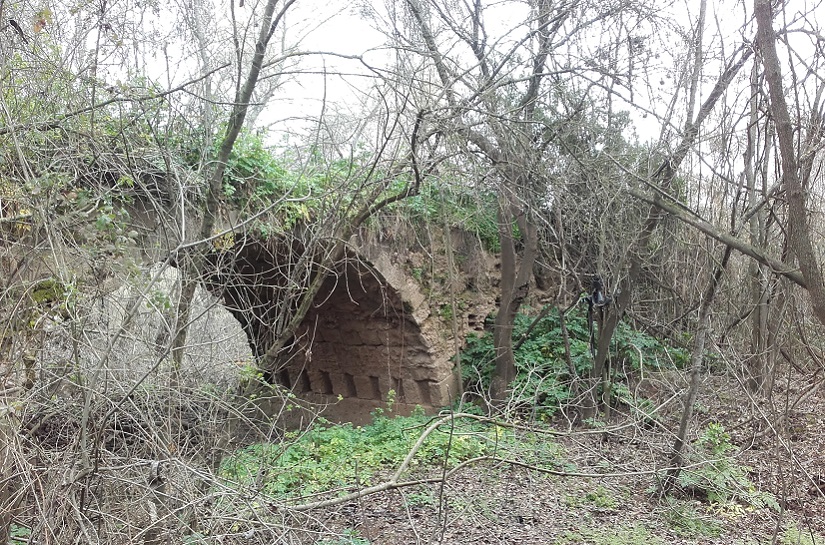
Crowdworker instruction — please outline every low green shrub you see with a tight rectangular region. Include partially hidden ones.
[564,485,618,509]
[461,307,688,417]
[677,423,778,511]
[9,525,31,544]
[662,498,722,537]
[219,410,496,498]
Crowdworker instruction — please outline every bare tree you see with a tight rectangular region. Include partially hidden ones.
[170,0,299,377]
[382,0,666,406]
[754,0,825,327]
[582,36,754,418]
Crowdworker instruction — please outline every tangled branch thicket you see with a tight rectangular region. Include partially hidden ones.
[5,0,825,542]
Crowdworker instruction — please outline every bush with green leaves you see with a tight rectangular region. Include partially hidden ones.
[219,410,495,498]
[461,309,587,409]
[677,423,777,511]
[392,181,500,252]
[461,306,689,416]
[172,127,401,236]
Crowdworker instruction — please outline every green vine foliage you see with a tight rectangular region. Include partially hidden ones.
[461,306,690,417]
[393,181,500,252]
[163,125,502,246]
[194,130,422,237]
[220,131,290,205]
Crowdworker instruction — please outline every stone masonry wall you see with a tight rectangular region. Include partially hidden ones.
[281,259,458,414]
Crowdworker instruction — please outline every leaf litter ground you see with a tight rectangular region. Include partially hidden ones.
[303,370,825,544]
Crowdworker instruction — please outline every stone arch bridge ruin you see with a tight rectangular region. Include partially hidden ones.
[5,213,491,421]
[0,160,494,423]
[200,232,490,421]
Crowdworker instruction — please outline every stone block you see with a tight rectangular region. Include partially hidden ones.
[342,347,376,376]
[431,375,460,406]
[321,328,343,345]
[329,372,349,397]
[359,328,384,346]
[341,372,357,397]
[377,376,392,400]
[353,375,377,400]
[401,379,425,404]
[310,343,337,367]
[408,363,442,381]
[308,370,334,395]
[342,330,363,346]
[405,349,435,369]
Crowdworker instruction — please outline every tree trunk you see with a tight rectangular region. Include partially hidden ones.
[490,214,518,403]
[170,0,298,378]
[578,0,758,421]
[755,0,825,327]
[661,246,732,494]
[745,60,773,393]
[489,200,537,403]
[580,277,630,420]
[0,408,22,545]
[403,0,545,406]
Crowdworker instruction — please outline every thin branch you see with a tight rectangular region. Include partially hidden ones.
[0,63,230,136]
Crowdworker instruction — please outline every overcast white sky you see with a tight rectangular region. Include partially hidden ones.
[259,4,388,139]
[89,0,823,151]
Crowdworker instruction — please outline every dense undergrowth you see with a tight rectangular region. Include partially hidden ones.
[461,306,690,418]
[210,307,795,544]
[220,408,497,498]
[215,408,786,544]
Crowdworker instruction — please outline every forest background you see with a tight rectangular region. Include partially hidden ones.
[2,0,825,543]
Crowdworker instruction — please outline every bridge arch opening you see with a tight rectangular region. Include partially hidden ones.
[205,240,458,420]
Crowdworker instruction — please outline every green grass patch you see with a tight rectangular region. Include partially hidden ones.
[219,410,505,498]
[564,485,618,509]
[559,524,664,545]
[781,524,825,545]
[662,498,722,538]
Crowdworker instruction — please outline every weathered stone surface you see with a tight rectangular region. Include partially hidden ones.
[352,375,376,399]
[204,227,499,422]
[275,251,463,418]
